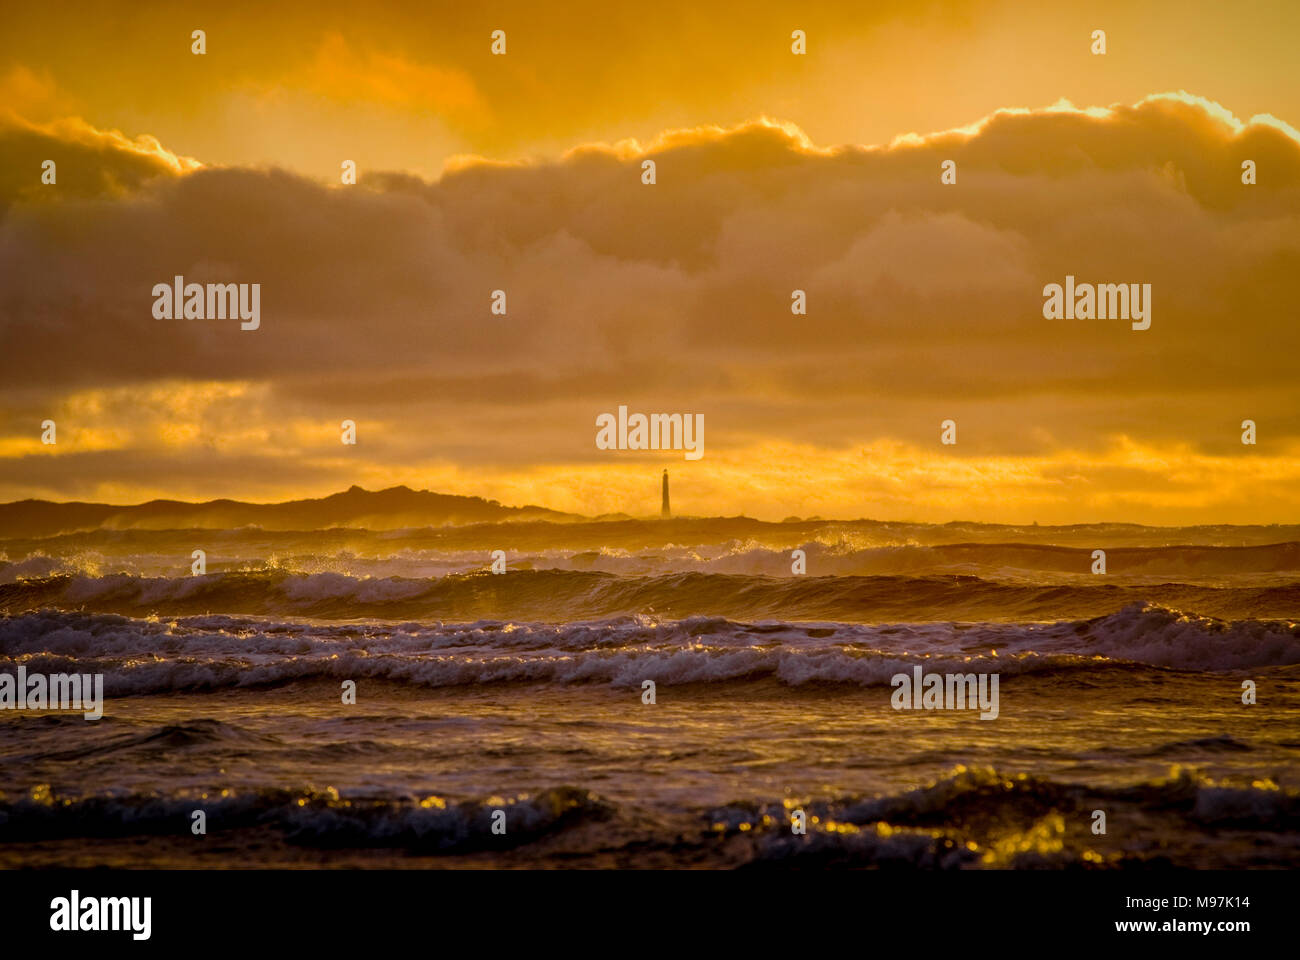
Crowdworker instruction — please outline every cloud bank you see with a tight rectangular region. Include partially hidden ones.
[1,93,1298,520]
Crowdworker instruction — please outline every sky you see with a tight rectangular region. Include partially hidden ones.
[2,0,1299,523]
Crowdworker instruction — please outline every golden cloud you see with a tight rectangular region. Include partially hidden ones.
[1,93,1298,520]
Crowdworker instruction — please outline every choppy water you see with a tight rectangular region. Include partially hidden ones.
[1,517,1298,867]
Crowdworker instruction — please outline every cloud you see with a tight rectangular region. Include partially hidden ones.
[290,33,484,119]
[1,93,1298,519]
[0,64,74,121]
[0,112,199,211]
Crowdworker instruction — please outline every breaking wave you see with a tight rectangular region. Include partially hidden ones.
[3,569,1300,623]
[2,766,1293,865]
[1,602,1296,697]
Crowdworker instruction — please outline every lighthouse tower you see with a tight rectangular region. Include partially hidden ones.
[661,469,670,518]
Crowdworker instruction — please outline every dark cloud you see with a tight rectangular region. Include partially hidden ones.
[1,94,1299,502]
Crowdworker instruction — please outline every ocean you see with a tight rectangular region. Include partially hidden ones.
[2,516,1298,868]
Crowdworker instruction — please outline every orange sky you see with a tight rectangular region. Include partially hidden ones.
[2,1,1299,523]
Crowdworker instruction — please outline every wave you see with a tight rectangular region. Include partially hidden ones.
[3,569,1300,623]
[734,766,1300,868]
[2,767,1293,865]
[8,718,284,764]
[6,539,1300,583]
[759,765,1300,833]
[1,602,1296,696]
[0,783,611,851]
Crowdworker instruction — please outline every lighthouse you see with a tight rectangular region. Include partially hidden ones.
[661,469,670,518]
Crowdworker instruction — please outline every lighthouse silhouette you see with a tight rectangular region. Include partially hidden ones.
[661,469,670,518]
